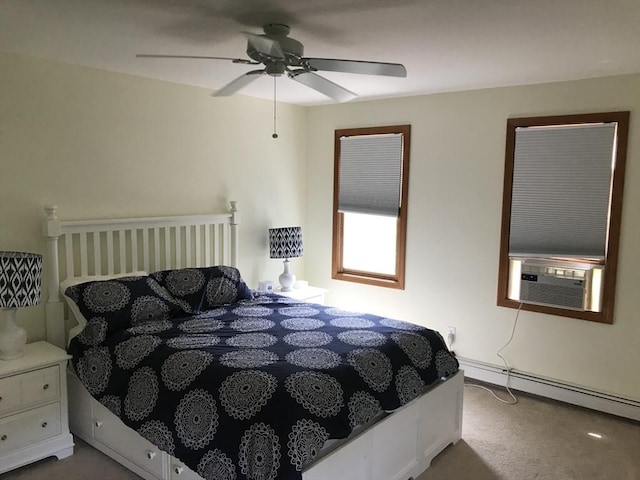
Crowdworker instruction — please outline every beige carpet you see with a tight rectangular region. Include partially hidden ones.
[418,383,640,480]
[4,382,639,480]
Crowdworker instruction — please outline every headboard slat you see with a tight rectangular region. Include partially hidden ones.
[106,231,114,275]
[153,227,160,270]
[195,225,202,266]
[118,230,126,273]
[176,226,182,269]
[164,227,171,269]
[79,232,88,276]
[213,225,220,265]
[64,234,73,279]
[93,232,102,275]
[185,225,192,267]
[142,229,150,272]
[131,229,139,272]
[222,223,229,265]
[204,225,211,265]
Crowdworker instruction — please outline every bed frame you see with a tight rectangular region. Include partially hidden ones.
[42,202,463,480]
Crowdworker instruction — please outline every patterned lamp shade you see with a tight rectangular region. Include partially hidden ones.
[269,227,304,259]
[0,251,43,308]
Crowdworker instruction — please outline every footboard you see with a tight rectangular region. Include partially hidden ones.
[68,369,463,480]
[304,370,463,480]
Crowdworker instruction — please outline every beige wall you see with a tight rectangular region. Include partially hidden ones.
[0,53,307,340]
[305,75,640,400]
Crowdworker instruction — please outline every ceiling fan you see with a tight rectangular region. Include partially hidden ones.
[136,23,407,102]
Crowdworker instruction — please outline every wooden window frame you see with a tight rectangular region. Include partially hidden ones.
[497,111,630,324]
[332,125,411,289]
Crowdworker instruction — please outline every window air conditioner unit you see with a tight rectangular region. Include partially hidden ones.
[519,260,589,311]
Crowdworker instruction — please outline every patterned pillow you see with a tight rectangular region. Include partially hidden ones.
[151,266,252,313]
[65,276,186,335]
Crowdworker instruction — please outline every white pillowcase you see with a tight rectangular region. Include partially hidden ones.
[61,271,148,344]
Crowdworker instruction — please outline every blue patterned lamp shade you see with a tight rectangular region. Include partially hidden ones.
[0,251,42,307]
[269,227,304,259]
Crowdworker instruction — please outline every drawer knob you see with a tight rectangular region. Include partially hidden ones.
[43,383,49,390]
[95,420,103,428]
[146,450,156,460]
[1,435,6,441]
[41,422,48,428]
[174,466,184,475]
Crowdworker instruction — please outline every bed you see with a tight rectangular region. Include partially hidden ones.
[42,202,463,480]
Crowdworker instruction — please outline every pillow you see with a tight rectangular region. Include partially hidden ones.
[62,272,149,344]
[60,271,149,297]
[65,276,185,336]
[151,265,252,313]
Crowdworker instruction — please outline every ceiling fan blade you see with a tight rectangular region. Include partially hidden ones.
[243,32,284,60]
[136,54,257,64]
[212,69,265,97]
[303,58,407,77]
[289,70,356,102]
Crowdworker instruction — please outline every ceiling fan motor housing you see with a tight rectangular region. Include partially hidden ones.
[246,23,304,68]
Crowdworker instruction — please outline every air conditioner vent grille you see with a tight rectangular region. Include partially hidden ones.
[520,275,585,310]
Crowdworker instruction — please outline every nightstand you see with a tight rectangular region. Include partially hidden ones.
[0,341,74,473]
[275,286,329,305]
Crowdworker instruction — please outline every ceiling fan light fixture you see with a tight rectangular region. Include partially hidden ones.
[265,62,286,76]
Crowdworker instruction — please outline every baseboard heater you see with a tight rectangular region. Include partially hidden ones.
[457,357,640,421]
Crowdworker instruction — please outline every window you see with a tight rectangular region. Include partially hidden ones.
[497,112,629,324]
[332,125,411,289]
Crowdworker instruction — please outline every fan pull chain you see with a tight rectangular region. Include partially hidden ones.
[272,76,278,139]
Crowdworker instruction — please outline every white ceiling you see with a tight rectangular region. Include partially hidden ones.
[1,0,639,106]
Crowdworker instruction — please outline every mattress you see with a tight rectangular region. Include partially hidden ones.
[67,285,458,480]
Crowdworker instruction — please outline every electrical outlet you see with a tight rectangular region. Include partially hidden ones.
[447,326,456,348]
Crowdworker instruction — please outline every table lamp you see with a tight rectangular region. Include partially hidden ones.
[269,227,303,292]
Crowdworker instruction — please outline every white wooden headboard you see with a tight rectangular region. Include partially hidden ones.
[42,202,239,348]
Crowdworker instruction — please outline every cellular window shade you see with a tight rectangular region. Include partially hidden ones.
[509,123,616,258]
[339,133,403,217]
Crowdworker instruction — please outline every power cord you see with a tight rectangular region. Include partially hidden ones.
[464,302,523,405]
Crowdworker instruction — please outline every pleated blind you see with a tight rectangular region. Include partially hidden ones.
[509,123,616,258]
[338,133,403,217]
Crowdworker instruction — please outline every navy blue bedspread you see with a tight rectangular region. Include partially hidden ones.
[69,293,458,480]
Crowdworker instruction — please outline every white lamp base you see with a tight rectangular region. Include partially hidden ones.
[0,307,27,360]
[278,259,296,292]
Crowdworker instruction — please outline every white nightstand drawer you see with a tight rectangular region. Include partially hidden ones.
[0,365,60,415]
[0,402,61,453]
[93,402,165,479]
